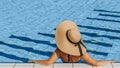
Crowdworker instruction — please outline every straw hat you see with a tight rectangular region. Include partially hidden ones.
[55,20,86,56]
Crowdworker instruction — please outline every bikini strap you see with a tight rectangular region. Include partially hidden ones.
[68,54,70,62]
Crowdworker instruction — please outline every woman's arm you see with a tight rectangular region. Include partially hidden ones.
[28,49,60,66]
[81,53,116,66]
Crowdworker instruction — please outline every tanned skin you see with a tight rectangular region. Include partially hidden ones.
[28,48,115,66]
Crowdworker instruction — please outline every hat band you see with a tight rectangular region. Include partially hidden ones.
[66,30,86,57]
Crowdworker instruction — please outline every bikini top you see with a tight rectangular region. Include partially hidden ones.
[57,48,80,63]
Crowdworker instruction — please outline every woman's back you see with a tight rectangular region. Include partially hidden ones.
[57,48,81,63]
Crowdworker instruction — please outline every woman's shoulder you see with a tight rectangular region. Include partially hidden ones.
[55,48,62,53]
[55,48,67,56]
[54,48,62,56]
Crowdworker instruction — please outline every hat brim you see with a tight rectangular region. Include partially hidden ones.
[55,20,86,56]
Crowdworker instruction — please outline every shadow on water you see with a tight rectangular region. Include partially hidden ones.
[94,9,120,13]
[86,17,120,23]
[0,51,28,62]
[0,41,107,62]
[77,25,120,33]
[87,50,108,56]
[99,13,120,18]
[0,41,53,57]
[7,33,108,58]
[0,50,107,63]
[9,35,56,48]
[83,40,112,47]
[38,32,55,38]
[81,32,120,40]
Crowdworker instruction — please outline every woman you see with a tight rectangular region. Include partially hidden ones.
[28,20,115,66]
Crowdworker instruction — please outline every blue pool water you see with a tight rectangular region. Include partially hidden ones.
[0,0,120,63]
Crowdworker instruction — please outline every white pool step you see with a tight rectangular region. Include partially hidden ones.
[0,63,119,68]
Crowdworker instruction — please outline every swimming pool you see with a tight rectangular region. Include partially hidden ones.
[0,0,120,63]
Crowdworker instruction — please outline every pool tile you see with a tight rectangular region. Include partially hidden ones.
[93,63,112,68]
[112,63,120,68]
[14,63,34,68]
[54,63,72,68]
[34,63,53,68]
[73,63,92,68]
[0,63,15,68]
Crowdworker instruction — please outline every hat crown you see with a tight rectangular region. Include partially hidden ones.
[68,29,81,43]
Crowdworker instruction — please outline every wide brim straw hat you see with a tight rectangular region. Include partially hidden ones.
[55,20,86,56]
